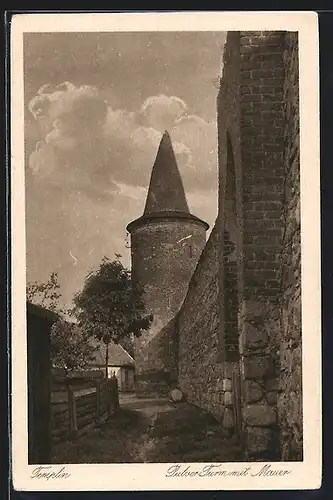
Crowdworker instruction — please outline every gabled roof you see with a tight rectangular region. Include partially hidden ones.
[90,341,135,367]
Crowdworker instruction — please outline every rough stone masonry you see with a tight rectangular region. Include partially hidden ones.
[127,31,301,461]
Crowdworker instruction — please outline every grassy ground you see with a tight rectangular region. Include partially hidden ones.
[51,402,243,464]
[52,408,144,463]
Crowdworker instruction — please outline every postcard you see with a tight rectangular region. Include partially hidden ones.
[10,11,321,491]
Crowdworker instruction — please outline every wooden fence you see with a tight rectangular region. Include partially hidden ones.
[51,373,119,443]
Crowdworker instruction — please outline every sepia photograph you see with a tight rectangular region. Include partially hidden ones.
[11,12,321,491]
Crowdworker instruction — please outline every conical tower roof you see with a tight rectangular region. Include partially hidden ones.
[127,130,209,233]
[144,131,190,215]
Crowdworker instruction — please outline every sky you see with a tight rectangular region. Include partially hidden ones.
[24,31,226,308]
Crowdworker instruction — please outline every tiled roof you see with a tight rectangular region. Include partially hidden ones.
[90,341,135,367]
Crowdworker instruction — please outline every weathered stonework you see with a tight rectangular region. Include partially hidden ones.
[277,32,303,461]
[127,132,208,396]
[130,218,207,396]
[127,30,301,461]
[134,316,178,396]
[177,226,223,419]
[239,300,281,459]
[176,225,240,435]
[236,31,286,460]
[224,231,239,359]
[244,381,264,403]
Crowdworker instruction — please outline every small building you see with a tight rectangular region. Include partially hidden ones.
[27,301,58,464]
[89,342,135,392]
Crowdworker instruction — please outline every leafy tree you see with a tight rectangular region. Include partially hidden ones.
[27,273,94,373]
[27,272,62,312]
[51,320,96,374]
[73,255,153,377]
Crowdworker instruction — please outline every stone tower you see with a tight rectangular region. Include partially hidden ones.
[127,131,209,395]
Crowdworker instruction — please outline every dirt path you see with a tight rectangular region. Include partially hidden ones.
[51,397,243,464]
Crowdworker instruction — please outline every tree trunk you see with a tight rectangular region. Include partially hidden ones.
[105,342,109,379]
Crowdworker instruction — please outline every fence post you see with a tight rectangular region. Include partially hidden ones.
[114,377,119,411]
[108,376,119,415]
[68,386,77,439]
[107,379,112,417]
[96,378,101,425]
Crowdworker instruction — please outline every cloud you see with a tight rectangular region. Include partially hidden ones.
[28,83,120,199]
[24,33,224,309]
[172,114,218,192]
[187,189,217,233]
[138,94,187,131]
[27,83,218,211]
[26,84,219,310]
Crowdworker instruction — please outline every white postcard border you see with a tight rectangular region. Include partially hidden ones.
[11,11,321,491]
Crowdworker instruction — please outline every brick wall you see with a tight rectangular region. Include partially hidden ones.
[239,31,285,302]
[277,32,302,460]
[177,31,301,459]
[164,31,301,460]
[177,33,244,436]
[128,30,301,460]
[238,30,286,460]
